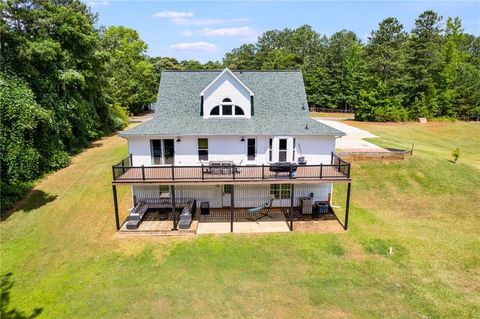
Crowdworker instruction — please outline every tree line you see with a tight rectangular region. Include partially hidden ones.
[1,1,478,213]
[156,11,480,122]
[0,0,158,212]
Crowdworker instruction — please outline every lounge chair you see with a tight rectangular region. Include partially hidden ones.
[247,199,274,221]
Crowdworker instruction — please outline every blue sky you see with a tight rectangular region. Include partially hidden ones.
[87,1,480,62]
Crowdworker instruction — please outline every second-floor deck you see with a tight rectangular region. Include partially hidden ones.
[112,153,351,185]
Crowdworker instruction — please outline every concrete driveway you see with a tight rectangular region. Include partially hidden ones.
[316,119,387,152]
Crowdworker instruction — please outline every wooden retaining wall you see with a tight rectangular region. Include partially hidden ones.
[335,149,412,162]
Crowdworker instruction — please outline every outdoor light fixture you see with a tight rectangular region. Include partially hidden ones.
[305,124,309,129]
[176,137,181,142]
[240,136,245,142]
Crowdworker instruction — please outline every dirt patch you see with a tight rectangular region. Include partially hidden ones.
[294,220,345,233]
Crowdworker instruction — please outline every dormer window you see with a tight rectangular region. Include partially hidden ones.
[201,68,253,119]
[209,98,245,117]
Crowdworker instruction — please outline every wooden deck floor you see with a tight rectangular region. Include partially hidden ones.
[113,165,350,185]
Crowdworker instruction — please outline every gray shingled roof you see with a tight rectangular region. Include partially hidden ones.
[121,70,345,137]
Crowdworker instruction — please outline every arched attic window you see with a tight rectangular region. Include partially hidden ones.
[235,106,244,115]
[209,98,246,117]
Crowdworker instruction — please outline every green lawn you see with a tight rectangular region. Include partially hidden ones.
[1,122,479,318]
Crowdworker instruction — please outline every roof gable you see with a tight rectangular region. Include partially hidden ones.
[200,68,254,96]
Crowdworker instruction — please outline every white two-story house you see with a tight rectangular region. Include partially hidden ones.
[111,68,352,233]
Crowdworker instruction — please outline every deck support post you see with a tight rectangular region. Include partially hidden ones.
[112,185,120,231]
[344,182,351,230]
[171,185,177,230]
[230,185,234,233]
[289,184,295,231]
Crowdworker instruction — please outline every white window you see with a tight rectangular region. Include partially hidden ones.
[270,184,291,199]
[198,138,208,161]
[209,98,245,117]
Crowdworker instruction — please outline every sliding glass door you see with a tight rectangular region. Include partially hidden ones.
[150,139,174,165]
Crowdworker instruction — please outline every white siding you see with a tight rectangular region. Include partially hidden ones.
[128,136,153,166]
[128,135,336,167]
[295,135,336,164]
[203,71,251,119]
[132,184,332,208]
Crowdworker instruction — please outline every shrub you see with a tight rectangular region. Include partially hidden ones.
[111,103,129,131]
[356,89,408,122]
[0,181,34,215]
[48,151,71,170]
[452,148,460,163]
[0,73,52,183]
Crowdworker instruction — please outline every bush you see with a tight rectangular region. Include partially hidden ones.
[0,73,52,183]
[48,151,71,170]
[372,105,408,122]
[111,103,129,131]
[0,181,34,215]
[355,89,408,122]
[452,148,460,163]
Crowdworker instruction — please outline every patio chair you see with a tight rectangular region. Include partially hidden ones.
[247,199,274,221]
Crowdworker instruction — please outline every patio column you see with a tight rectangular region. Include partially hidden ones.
[344,182,351,230]
[112,185,120,231]
[171,185,177,230]
[289,184,295,231]
[230,185,234,233]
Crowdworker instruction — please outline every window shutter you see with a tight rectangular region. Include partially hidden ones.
[250,96,254,116]
[200,96,204,116]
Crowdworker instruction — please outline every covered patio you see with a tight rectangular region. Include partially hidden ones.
[116,201,347,235]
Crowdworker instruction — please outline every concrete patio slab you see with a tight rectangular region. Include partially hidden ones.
[196,221,290,234]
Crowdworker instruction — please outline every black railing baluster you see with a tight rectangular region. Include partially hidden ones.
[111,158,351,183]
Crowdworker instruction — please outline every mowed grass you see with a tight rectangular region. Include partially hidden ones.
[1,122,479,318]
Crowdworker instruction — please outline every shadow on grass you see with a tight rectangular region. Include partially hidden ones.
[88,142,103,148]
[1,273,43,319]
[2,190,57,221]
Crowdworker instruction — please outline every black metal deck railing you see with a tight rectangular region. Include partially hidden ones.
[112,152,351,184]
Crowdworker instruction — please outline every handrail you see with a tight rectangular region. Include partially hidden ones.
[112,155,351,182]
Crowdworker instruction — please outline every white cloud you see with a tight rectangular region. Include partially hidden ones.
[169,41,218,52]
[197,27,258,38]
[154,11,193,19]
[171,18,225,26]
[179,30,193,37]
[86,0,109,7]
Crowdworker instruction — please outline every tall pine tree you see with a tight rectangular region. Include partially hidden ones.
[406,10,443,118]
